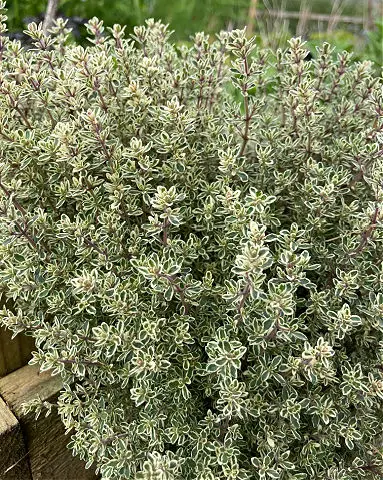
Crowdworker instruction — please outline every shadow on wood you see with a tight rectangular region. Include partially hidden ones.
[0,327,35,378]
[0,396,32,480]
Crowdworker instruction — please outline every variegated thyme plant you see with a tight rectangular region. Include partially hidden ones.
[0,3,382,479]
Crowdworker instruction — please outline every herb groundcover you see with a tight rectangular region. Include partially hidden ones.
[0,5,383,480]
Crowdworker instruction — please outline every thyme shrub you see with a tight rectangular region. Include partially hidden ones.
[0,4,383,479]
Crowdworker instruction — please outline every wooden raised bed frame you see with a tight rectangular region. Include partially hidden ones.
[0,326,35,378]
[0,362,98,480]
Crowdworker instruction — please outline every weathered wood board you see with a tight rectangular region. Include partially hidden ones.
[0,396,32,480]
[0,327,35,378]
[0,364,98,480]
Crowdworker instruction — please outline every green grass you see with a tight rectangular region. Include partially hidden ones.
[6,0,383,65]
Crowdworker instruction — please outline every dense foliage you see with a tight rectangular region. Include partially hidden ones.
[0,3,383,479]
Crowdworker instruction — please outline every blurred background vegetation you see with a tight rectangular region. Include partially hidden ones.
[5,0,383,65]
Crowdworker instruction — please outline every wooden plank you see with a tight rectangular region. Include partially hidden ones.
[0,327,35,378]
[247,0,258,36]
[0,364,62,414]
[0,295,35,377]
[259,9,365,25]
[0,396,32,480]
[18,334,35,368]
[0,327,23,377]
[0,365,99,480]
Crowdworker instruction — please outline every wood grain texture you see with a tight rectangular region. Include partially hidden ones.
[0,364,62,416]
[0,396,32,480]
[0,365,98,480]
[0,327,35,378]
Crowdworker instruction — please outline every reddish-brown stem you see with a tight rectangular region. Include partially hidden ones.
[350,207,379,257]
[15,106,33,129]
[0,181,27,216]
[58,358,105,367]
[0,131,14,142]
[238,56,251,158]
[0,182,41,252]
[264,317,281,341]
[162,218,170,246]
[101,432,129,445]
[158,272,190,314]
[237,282,251,315]
[14,221,39,250]
[83,237,109,259]
[97,90,109,112]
